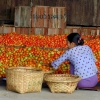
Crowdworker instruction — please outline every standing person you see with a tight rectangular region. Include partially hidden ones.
[51,33,98,88]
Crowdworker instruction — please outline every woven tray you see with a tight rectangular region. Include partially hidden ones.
[6,67,44,94]
[44,74,81,93]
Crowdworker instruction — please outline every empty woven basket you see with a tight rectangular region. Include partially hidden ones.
[6,67,44,94]
[44,74,81,94]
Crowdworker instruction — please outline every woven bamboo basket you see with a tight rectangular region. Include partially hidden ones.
[43,70,54,83]
[6,67,44,94]
[44,74,81,94]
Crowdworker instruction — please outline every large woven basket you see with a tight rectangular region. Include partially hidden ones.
[44,74,81,94]
[6,67,44,94]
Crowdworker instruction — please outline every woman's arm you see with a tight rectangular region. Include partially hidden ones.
[51,50,70,69]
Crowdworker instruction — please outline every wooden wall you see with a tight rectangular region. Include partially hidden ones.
[0,0,100,26]
[67,0,95,26]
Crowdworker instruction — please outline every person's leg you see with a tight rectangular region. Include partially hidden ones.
[70,64,74,75]
[77,74,98,88]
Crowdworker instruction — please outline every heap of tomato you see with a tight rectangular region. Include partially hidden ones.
[0,46,70,77]
[0,32,100,81]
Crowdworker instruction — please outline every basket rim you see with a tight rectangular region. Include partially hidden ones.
[6,67,43,73]
[45,78,81,83]
[6,67,41,70]
[44,74,81,83]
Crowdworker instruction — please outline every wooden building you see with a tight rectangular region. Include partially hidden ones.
[0,0,100,26]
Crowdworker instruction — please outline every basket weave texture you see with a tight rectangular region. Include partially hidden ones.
[6,67,44,94]
[44,74,81,93]
[43,70,54,82]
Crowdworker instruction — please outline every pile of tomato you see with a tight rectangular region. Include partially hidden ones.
[0,46,70,77]
[0,32,67,48]
[0,32,100,81]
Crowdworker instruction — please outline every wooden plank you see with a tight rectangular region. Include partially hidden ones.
[80,0,95,26]
[32,0,44,6]
[68,0,76,25]
[66,0,97,26]
[56,0,67,27]
[48,28,63,35]
[15,27,20,34]
[67,0,80,25]
[22,0,30,6]
[0,0,8,20]
[64,26,81,34]
[74,0,81,25]
[14,6,20,26]
[44,0,57,6]
[14,6,31,27]
[0,25,15,34]
[20,7,25,27]
[96,0,100,26]
[25,7,31,27]
[93,0,97,26]
[15,27,31,35]
[31,28,48,35]
[67,0,95,26]
[48,7,66,28]
[6,0,12,19]
[10,0,15,20]
[39,0,45,6]
[0,26,3,33]
[16,0,30,6]
[56,0,67,7]
[97,27,100,35]
[32,6,49,27]
[24,6,31,27]
[3,26,15,33]
[81,27,97,36]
